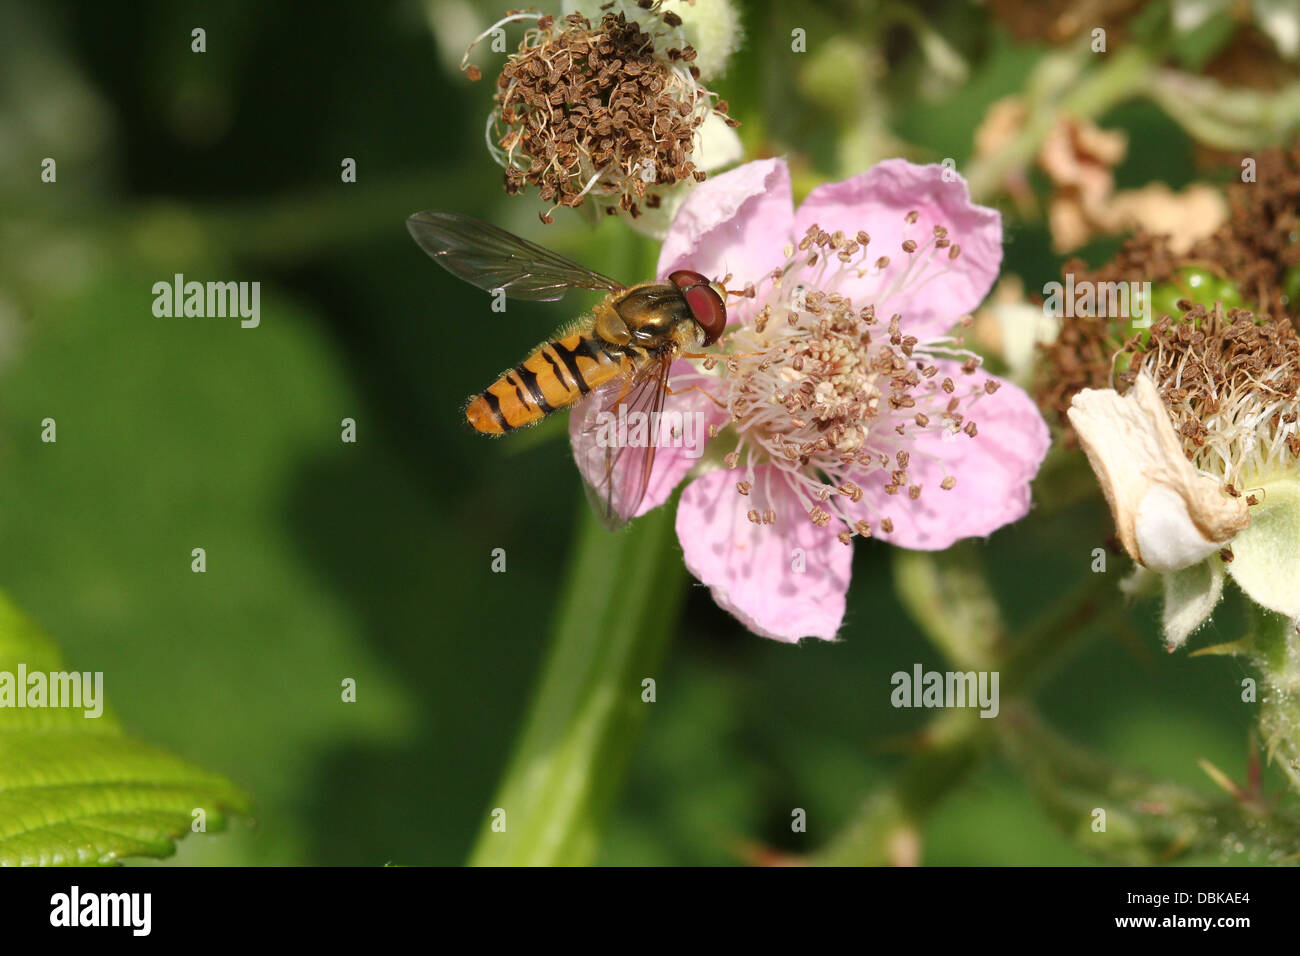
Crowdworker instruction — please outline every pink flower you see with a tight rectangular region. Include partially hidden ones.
[581,158,1050,642]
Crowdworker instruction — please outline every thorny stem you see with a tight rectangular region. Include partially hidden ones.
[811,570,1123,865]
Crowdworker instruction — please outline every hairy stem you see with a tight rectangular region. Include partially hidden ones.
[467,499,686,866]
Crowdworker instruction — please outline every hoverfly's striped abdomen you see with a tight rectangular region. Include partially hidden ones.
[465,332,625,434]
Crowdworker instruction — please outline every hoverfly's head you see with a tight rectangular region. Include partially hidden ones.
[669,270,727,347]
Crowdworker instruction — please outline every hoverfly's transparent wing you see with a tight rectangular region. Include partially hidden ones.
[569,354,672,530]
[407,210,626,301]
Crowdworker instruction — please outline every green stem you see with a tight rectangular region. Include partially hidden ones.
[812,708,986,866]
[467,499,687,866]
[965,43,1155,203]
[1250,606,1300,794]
[812,570,1122,865]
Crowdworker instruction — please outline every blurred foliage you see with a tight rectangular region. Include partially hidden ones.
[1,0,1296,865]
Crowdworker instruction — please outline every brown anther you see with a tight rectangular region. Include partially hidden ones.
[837,482,864,502]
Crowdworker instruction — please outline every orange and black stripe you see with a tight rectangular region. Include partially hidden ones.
[465,332,626,434]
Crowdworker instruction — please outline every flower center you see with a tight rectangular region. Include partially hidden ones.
[1126,306,1300,499]
[682,215,998,543]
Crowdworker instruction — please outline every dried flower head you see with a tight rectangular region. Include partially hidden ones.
[1121,306,1300,492]
[1069,305,1300,646]
[463,6,737,224]
[1038,142,1300,430]
[1037,141,1300,440]
[1193,142,1300,319]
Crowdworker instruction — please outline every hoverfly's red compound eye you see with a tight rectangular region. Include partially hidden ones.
[668,269,727,346]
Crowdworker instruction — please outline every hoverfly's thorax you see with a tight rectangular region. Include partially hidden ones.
[612,283,694,347]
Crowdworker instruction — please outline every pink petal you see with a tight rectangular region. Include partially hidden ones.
[793,159,1002,341]
[658,158,795,325]
[861,367,1049,550]
[634,361,729,516]
[675,465,851,642]
[567,360,727,522]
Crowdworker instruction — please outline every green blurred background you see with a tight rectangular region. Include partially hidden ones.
[0,0,1279,865]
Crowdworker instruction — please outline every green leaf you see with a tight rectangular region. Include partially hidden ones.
[0,269,414,864]
[0,595,248,865]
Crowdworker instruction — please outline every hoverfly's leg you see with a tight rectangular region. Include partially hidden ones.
[680,350,765,360]
[664,383,728,411]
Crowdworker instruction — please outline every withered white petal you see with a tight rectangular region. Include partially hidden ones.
[1067,373,1249,572]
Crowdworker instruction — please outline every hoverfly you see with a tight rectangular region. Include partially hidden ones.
[407,210,727,528]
